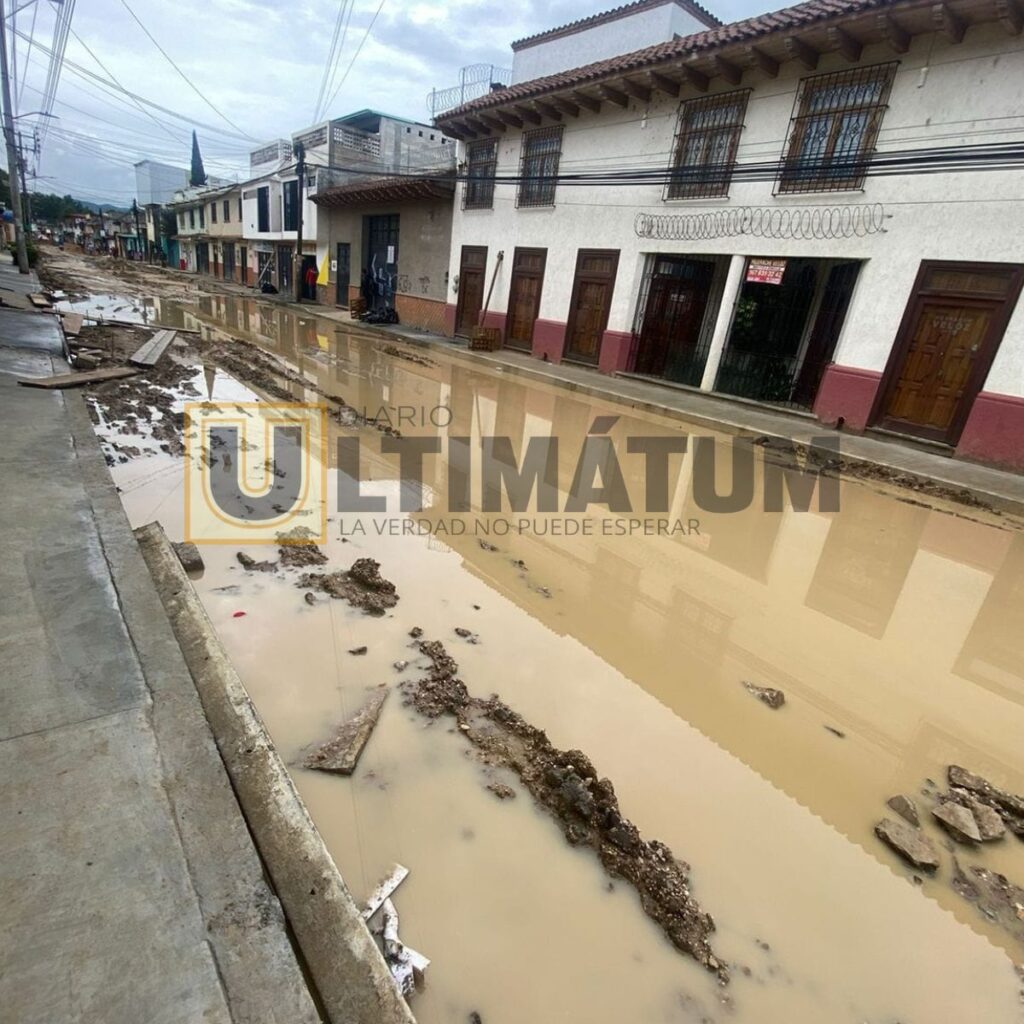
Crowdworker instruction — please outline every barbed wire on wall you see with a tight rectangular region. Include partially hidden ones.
[634,204,889,242]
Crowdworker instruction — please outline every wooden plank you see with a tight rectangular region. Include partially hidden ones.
[129,329,177,367]
[361,863,410,921]
[28,293,52,309]
[303,684,388,775]
[17,366,140,389]
[61,312,85,336]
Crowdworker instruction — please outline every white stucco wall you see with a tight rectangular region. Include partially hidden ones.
[450,23,1024,397]
[511,3,712,83]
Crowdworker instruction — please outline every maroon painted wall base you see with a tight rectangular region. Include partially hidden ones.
[956,392,1024,471]
[532,319,567,363]
[598,330,633,373]
[813,364,883,431]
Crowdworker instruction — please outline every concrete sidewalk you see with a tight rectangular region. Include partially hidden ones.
[0,298,319,1021]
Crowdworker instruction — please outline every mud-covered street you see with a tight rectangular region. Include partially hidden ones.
[46,247,1024,1023]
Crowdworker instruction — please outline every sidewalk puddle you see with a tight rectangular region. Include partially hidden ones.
[81,281,1024,1023]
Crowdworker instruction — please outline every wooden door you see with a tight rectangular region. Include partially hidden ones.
[635,258,714,379]
[505,248,546,351]
[455,246,487,336]
[565,249,619,363]
[335,242,351,306]
[874,262,1024,445]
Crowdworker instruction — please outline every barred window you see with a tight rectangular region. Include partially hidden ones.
[210,202,217,224]
[464,139,498,210]
[283,179,299,231]
[517,126,563,209]
[778,63,898,194]
[666,91,750,200]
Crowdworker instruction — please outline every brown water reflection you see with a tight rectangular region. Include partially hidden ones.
[112,291,1024,1023]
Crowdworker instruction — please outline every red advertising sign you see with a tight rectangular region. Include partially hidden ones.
[746,258,787,285]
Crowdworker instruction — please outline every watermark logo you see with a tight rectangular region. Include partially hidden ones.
[184,401,327,544]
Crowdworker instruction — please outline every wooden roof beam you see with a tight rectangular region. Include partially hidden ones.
[878,13,911,52]
[827,25,863,62]
[447,120,476,140]
[571,90,602,113]
[645,70,681,97]
[680,65,709,92]
[463,117,490,135]
[477,114,507,133]
[932,2,966,41]
[514,104,542,125]
[599,84,630,107]
[711,55,743,85]
[533,101,563,121]
[552,97,581,117]
[744,45,779,78]
[784,35,819,69]
[497,110,524,128]
[620,78,652,102]
[996,0,1022,34]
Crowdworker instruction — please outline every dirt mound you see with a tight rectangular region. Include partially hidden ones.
[299,558,398,615]
[403,640,726,981]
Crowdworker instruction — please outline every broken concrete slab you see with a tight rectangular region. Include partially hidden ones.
[303,685,388,775]
[742,681,785,709]
[933,801,982,844]
[237,551,278,573]
[361,863,409,921]
[948,765,1024,836]
[886,794,920,827]
[172,541,205,574]
[874,818,941,872]
[952,859,1024,945]
[17,365,140,389]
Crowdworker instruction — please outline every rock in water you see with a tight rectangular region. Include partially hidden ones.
[948,765,1024,836]
[886,794,920,827]
[172,541,204,574]
[742,681,785,709]
[303,685,388,774]
[933,801,982,844]
[874,818,940,871]
[967,799,1007,841]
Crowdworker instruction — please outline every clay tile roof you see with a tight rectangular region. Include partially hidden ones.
[438,0,899,123]
[311,174,456,209]
[511,0,722,51]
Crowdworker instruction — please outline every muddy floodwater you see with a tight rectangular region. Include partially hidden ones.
[78,284,1024,1023]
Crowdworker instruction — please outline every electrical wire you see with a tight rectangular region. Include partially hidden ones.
[312,0,351,125]
[116,0,256,140]
[322,0,387,113]
[15,0,38,111]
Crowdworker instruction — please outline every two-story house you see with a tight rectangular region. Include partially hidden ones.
[435,0,1024,471]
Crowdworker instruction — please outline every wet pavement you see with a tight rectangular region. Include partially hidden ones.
[55,255,1024,1024]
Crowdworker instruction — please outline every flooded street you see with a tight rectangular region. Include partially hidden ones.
[64,263,1024,1023]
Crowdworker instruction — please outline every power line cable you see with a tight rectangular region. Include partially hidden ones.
[323,0,386,113]
[312,0,350,124]
[116,0,256,140]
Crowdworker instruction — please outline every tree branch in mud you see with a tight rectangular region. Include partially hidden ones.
[401,640,728,982]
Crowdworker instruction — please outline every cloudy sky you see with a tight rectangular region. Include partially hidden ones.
[9,0,767,206]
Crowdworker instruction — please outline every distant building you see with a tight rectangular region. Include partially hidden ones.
[134,160,190,206]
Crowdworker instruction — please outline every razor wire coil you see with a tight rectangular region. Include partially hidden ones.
[634,203,888,242]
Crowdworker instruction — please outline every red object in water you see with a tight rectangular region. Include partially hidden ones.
[232,611,246,618]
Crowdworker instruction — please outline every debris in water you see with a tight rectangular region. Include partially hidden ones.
[279,544,328,569]
[393,661,409,672]
[741,681,785,709]
[948,792,1007,841]
[409,626,424,639]
[361,863,410,920]
[303,684,388,775]
[454,627,480,643]
[348,646,368,656]
[237,551,278,573]
[874,817,940,872]
[172,541,204,574]
[886,794,920,827]
[487,782,516,800]
[478,540,498,552]
[933,801,982,844]
[378,897,429,997]
[947,765,1024,837]
[232,611,246,619]
[951,858,1024,944]
[823,725,846,738]
[402,640,727,980]
[304,592,317,606]
[299,558,398,616]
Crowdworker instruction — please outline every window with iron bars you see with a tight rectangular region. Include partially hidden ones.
[517,126,563,209]
[464,138,498,210]
[666,90,750,200]
[777,62,898,194]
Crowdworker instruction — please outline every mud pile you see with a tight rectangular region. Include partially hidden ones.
[403,640,726,981]
[299,558,399,616]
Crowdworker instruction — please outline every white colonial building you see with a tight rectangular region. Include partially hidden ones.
[436,0,1024,471]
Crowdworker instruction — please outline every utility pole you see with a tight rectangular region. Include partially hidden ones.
[0,0,29,274]
[16,129,29,235]
[132,198,142,261]
[292,141,305,303]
